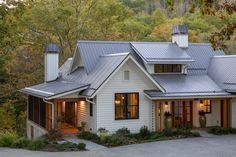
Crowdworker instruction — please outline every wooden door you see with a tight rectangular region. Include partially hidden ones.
[65,102,76,127]
[155,102,163,131]
[221,99,231,128]
[172,101,193,128]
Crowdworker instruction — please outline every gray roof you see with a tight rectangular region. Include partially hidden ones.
[20,81,89,99]
[131,42,194,63]
[60,52,130,97]
[172,25,188,35]
[208,56,236,92]
[76,41,135,74]
[152,74,224,93]
[186,43,224,75]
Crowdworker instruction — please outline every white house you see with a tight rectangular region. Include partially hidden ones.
[20,25,236,139]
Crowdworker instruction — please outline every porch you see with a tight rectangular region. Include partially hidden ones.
[27,96,92,138]
[153,98,232,131]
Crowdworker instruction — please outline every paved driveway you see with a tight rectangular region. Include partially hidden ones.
[1,135,236,157]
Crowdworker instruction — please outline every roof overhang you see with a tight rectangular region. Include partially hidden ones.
[19,82,90,100]
[144,90,235,100]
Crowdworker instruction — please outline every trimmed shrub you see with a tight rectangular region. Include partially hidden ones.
[163,128,174,137]
[115,127,130,136]
[44,129,63,142]
[77,131,100,142]
[191,132,201,137]
[0,132,18,147]
[77,143,86,150]
[27,138,47,150]
[12,137,30,148]
[139,126,150,139]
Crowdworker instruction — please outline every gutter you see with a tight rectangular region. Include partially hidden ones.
[78,94,95,105]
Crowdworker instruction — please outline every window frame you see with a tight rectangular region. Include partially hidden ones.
[114,92,139,120]
[201,99,212,114]
[154,64,182,73]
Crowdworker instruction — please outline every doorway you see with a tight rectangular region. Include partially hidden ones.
[221,99,231,128]
[171,101,193,128]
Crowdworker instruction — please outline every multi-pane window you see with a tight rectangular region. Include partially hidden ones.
[115,93,139,120]
[154,64,182,73]
[201,99,211,113]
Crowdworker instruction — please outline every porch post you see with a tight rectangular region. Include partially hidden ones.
[52,102,55,129]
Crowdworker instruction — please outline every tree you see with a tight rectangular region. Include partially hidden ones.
[0,102,16,133]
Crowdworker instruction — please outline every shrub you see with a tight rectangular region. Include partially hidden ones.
[56,142,78,151]
[115,127,130,136]
[149,132,164,140]
[12,137,30,148]
[139,126,150,139]
[77,143,86,150]
[208,127,236,135]
[163,128,174,137]
[107,135,126,146]
[27,138,47,150]
[77,131,100,142]
[177,124,192,135]
[0,132,18,147]
[191,132,201,137]
[229,128,236,134]
[44,129,63,142]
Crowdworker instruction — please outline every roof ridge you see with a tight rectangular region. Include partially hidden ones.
[100,52,130,57]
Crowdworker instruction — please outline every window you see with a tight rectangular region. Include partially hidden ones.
[201,100,211,113]
[90,103,93,116]
[124,70,130,80]
[28,95,47,128]
[115,93,139,120]
[154,64,182,73]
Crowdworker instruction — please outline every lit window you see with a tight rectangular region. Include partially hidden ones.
[115,93,139,120]
[201,100,211,113]
[124,70,130,80]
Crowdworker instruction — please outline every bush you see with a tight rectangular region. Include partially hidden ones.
[0,132,18,147]
[163,128,174,137]
[77,143,86,150]
[208,127,236,135]
[44,129,63,142]
[77,131,100,142]
[139,126,150,139]
[177,124,192,135]
[115,127,130,136]
[149,132,164,140]
[191,132,201,137]
[107,135,126,146]
[12,137,30,148]
[27,138,47,150]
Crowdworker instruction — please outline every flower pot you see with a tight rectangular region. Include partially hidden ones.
[164,116,172,129]
[199,115,206,128]
[99,131,109,142]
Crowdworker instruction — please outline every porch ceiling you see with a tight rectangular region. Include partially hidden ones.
[20,80,90,100]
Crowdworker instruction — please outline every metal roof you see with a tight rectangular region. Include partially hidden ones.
[76,41,135,74]
[20,81,89,99]
[208,56,236,92]
[172,25,188,35]
[131,42,194,63]
[144,90,233,99]
[152,74,224,93]
[60,52,130,97]
[186,43,225,75]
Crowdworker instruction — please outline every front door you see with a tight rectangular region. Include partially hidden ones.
[65,102,77,127]
[221,99,231,128]
[171,101,193,128]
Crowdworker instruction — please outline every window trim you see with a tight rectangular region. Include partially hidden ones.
[154,64,182,74]
[114,92,139,120]
[201,99,212,114]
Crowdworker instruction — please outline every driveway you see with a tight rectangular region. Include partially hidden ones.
[1,135,236,157]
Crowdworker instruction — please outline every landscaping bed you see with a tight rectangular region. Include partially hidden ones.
[77,125,201,147]
[208,126,236,135]
[0,130,86,152]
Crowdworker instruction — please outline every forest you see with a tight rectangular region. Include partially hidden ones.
[0,0,235,135]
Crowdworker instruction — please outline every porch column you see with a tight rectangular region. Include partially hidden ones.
[52,102,55,129]
[231,98,236,128]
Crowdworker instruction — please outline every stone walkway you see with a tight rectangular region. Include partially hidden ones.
[63,135,106,151]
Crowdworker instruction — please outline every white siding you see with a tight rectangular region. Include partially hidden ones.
[96,59,158,133]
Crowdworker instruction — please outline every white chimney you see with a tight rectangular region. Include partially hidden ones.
[172,25,188,48]
[45,44,60,82]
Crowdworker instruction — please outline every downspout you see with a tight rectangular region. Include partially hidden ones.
[78,94,95,104]
[43,98,55,129]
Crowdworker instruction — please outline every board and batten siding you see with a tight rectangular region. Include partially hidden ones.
[96,59,158,133]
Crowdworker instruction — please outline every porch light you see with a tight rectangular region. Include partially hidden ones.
[115,100,120,104]
[164,101,169,110]
[80,101,85,105]
[199,100,204,108]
